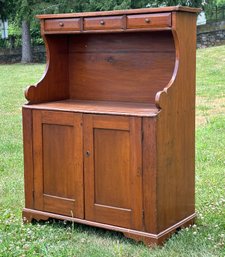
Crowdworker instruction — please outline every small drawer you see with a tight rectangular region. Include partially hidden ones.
[84,16,123,31]
[127,13,172,29]
[44,18,81,32]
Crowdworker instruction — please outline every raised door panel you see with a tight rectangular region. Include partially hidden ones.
[32,110,83,218]
[84,115,143,230]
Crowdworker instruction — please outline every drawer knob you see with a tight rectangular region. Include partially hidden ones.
[59,22,64,27]
[145,18,151,23]
[100,20,105,25]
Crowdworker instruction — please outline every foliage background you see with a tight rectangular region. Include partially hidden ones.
[1,0,225,62]
[2,0,222,49]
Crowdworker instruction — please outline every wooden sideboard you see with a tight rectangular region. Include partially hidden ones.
[22,6,200,246]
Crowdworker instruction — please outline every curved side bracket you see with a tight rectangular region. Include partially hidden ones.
[25,34,51,104]
[155,29,180,110]
[24,31,69,104]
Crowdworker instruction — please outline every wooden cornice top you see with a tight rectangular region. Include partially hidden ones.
[36,6,201,19]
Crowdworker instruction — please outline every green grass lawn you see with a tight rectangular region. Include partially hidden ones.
[0,45,225,257]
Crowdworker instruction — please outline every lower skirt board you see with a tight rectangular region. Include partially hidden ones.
[22,208,196,246]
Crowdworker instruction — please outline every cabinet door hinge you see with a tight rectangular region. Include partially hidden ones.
[142,210,146,229]
[142,130,144,142]
[142,210,145,222]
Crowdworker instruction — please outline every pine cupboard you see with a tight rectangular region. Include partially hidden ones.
[22,6,200,245]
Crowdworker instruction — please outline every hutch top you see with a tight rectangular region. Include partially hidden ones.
[25,6,200,111]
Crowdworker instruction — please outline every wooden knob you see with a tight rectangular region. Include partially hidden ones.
[145,18,151,23]
[86,151,90,157]
[100,20,105,25]
[59,22,64,27]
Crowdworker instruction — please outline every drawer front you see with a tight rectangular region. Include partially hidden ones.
[84,16,123,31]
[44,18,80,32]
[127,13,172,29]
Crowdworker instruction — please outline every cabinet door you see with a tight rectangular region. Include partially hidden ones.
[32,110,83,218]
[84,115,143,230]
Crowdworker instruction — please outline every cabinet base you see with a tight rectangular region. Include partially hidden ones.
[22,208,196,246]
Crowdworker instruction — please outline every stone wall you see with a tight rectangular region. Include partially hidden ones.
[0,45,46,64]
[197,20,225,48]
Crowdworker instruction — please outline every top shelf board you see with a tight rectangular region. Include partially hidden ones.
[36,6,201,19]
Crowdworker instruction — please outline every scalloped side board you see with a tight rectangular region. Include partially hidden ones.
[155,11,197,232]
[155,27,180,110]
[25,34,69,104]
